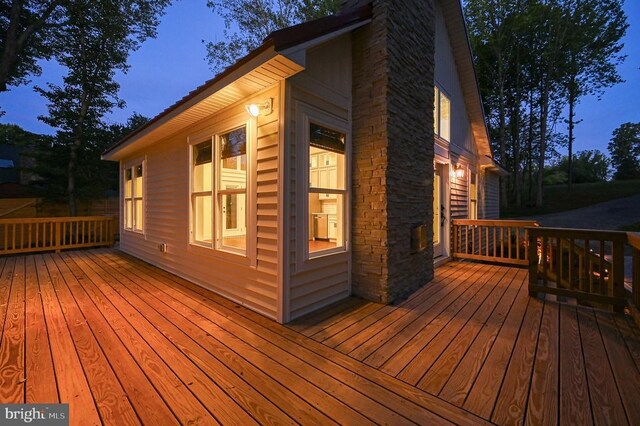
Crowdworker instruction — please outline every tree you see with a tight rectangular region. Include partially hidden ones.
[608,122,640,180]
[544,149,609,184]
[0,0,66,92]
[205,0,340,74]
[561,0,627,190]
[26,114,149,202]
[36,0,169,215]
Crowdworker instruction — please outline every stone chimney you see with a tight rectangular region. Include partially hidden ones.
[347,0,436,303]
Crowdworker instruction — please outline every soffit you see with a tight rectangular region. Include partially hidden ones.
[103,51,302,161]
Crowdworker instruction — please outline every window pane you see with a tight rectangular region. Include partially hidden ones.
[125,199,133,229]
[134,199,143,231]
[434,87,439,135]
[194,194,212,243]
[220,193,246,251]
[193,142,212,193]
[134,165,143,197]
[220,127,247,189]
[309,193,344,254]
[125,168,132,198]
[309,123,345,191]
[439,92,450,141]
[433,173,440,245]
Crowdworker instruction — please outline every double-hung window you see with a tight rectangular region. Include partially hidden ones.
[190,124,248,255]
[308,121,347,257]
[124,162,144,232]
[434,86,451,141]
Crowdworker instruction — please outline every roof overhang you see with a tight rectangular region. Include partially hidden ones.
[103,47,303,161]
[102,4,372,162]
[480,155,509,176]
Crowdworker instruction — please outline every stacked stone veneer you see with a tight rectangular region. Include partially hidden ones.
[344,0,435,303]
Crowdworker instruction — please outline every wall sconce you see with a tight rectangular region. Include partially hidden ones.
[245,98,273,117]
[455,164,465,179]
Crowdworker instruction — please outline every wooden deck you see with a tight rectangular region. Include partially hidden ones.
[0,249,488,426]
[289,261,640,425]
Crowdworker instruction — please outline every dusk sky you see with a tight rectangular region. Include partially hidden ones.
[1,1,639,159]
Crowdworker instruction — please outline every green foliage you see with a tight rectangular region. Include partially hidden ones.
[0,0,66,92]
[608,122,640,180]
[545,150,610,184]
[205,0,340,74]
[24,114,149,203]
[464,0,628,206]
[34,0,169,215]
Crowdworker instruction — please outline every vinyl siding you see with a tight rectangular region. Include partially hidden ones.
[482,171,500,219]
[119,84,281,320]
[286,35,352,321]
[434,3,474,156]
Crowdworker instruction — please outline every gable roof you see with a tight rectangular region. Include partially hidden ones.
[103,1,492,161]
[102,5,372,161]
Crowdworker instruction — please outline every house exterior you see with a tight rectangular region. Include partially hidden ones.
[102,0,504,323]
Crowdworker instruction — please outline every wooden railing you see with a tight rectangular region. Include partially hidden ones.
[0,216,117,256]
[628,232,640,314]
[527,227,638,313]
[451,219,540,266]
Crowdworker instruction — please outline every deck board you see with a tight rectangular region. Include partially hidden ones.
[3,249,639,426]
[294,259,640,425]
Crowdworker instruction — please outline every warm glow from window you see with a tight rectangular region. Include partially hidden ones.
[308,122,346,256]
[124,163,144,232]
[434,86,451,141]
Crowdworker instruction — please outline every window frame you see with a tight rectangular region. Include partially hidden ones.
[299,105,350,262]
[187,115,256,262]
[434,85,451,142]
[122,158,145,234]
[469,171,478,220]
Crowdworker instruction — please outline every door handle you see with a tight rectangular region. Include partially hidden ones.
[441,204,446,226]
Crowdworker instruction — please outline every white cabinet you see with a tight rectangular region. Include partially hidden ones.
[328,214,337,239]
[310,152,337,200]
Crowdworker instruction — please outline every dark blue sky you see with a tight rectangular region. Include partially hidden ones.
[1,1,638,158]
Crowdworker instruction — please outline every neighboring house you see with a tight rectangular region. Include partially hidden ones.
[102,0,505,323]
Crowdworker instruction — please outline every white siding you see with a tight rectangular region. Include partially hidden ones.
[481,171,500,219]
[285,35,352,321]
[434,3,475,156]
[119,85,281,320]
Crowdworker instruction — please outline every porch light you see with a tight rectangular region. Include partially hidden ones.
[455,164,465,179]
[245,98,273,117]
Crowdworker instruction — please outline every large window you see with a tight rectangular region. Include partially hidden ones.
[124,162,144,232]
[434,86,451,141]
[308,122,346,256]
[190,125,247,254]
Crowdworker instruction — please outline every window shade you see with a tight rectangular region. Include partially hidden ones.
[310,123,345,154]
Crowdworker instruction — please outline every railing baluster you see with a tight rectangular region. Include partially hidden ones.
[543,236,548,288]
[568,239,574,290]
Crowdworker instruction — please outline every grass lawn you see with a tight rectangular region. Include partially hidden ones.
[619,222,640,232]
[502,179,640,218]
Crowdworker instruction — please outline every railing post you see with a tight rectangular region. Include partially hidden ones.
[632,247,640,309]
[528,228,538,297]
[612,240,625,313]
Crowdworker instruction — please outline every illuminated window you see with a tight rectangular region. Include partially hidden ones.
[192,140,213,245]
[124,162,144,232]
[217,126,247,253]
[308,122,346,256]
[190,125,247,255]
[434,86,451,141]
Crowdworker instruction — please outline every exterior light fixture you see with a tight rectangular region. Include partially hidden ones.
[245,98,273,117]
[455,164,465,179]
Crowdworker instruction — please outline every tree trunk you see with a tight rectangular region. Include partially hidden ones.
[527,91,534,206]
[498,70,508,209]
[567,75,576,192]
[536,86,549,207]
[68,91,90,216]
